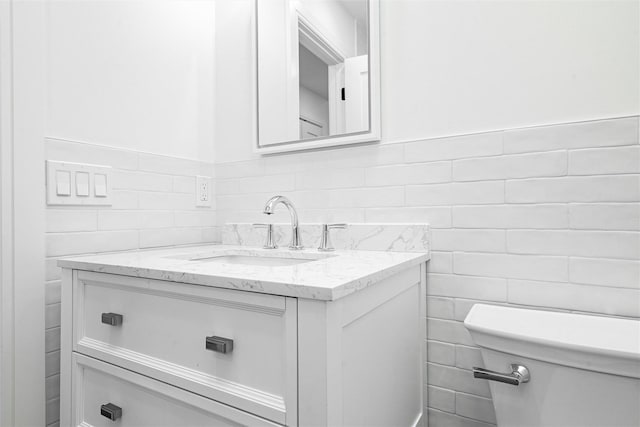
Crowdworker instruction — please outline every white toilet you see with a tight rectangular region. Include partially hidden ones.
[464,304,640,427]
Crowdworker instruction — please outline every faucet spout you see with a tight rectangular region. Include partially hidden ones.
[262,196,303,250]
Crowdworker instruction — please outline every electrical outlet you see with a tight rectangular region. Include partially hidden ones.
[196,176,211,207]
[200,182,209,202]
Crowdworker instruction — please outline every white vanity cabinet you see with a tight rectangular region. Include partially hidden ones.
[59,247,427,427]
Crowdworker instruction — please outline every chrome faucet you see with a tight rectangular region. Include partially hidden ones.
[262,196,303,250]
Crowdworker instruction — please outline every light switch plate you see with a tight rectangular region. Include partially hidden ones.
[46,160,112,206]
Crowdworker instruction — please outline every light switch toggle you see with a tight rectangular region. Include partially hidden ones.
[55,171,71,196]
[46,160,112,206]
[75,172,90,197]
[95,174,108,197]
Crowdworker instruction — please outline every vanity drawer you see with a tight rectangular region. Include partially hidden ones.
[72,271,297,425]
[72,353,281,427]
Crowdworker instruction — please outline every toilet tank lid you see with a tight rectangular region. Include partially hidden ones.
[464,304,640,367]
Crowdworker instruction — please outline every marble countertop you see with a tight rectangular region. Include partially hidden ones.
[58,245,429,301]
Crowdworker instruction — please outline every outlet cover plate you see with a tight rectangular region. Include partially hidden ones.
[196,176,212,207]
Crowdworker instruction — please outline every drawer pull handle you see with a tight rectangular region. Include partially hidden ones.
[100,403,122,421]
[101,312,123,326]
[206,336,234,354]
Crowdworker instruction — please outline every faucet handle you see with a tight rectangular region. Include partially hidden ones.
[318,223,347,252]
[253,223,277,249]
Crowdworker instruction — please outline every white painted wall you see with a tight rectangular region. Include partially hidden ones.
[381,0,639,143]
[215,0,255,161]
[215,0,640,163]
[46,0,216,162]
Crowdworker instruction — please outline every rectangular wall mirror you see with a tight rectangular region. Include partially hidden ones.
[255,0,380,154]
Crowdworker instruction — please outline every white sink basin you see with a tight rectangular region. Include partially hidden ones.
[190,254,313,267]
[166,250,334,267]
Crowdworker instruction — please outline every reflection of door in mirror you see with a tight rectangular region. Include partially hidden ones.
[257,0,371,149]
[344,54,369,133]
[298,44,330,139]
[296,0,369,140]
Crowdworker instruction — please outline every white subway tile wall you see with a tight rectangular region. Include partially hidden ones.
[43,117,639,426]
[43,138,217,426]
[213,116,639,426]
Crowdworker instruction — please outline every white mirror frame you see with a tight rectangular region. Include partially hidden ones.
[252,0,381,155]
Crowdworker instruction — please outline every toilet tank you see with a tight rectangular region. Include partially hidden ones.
[464,304,640,427]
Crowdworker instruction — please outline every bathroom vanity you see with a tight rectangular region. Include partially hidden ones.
[59,245,428,426]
